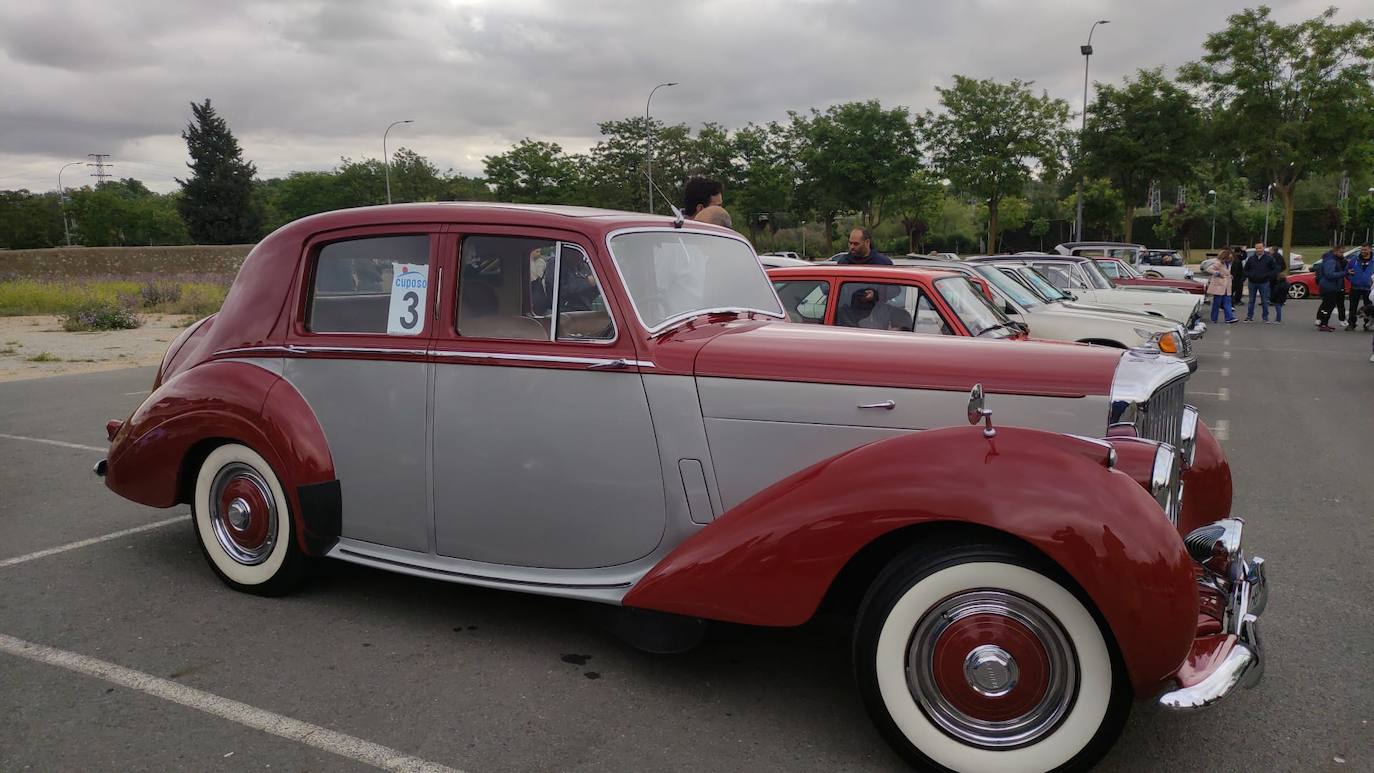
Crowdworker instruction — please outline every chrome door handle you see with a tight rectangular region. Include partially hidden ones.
[858,400,895,410]
[587,358,631,370]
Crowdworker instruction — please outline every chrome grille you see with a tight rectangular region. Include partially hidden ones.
[1137,378,1185,449]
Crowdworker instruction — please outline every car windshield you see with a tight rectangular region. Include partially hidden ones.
[975,265,1042,309]
[609,231,785,332]
[1079,260,1115,290]
[1015,267,1071,302]
[936,277,1015,337]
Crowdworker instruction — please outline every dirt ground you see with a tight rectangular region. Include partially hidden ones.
[0,315,195,382]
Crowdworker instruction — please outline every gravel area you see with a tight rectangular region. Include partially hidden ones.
[0,315,194,382]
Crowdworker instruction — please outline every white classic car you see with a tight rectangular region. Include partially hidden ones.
[1055,241,1195,281]
[971,255,1206,335]
[913,260,1196,370]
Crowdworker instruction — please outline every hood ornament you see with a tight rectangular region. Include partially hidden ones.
[967,383,996,438]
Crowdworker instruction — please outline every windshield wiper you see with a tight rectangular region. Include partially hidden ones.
[976,322,1016,337]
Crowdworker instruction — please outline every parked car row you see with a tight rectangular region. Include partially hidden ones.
[96,204,1265,773]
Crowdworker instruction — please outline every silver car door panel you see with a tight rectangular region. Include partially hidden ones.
[282,358,432,553]
[640,374,724,522]
[432,364,666,569]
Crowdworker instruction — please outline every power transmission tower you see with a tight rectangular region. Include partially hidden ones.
[1148,181,1162,215]
[87,154,113,185]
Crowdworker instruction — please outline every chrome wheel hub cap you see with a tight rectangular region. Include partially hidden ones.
[907,589,1078,749]
[208,463,277,566]
[226,498,252,531]
[964,644,1019,697]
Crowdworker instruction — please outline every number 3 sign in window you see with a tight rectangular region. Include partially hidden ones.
[387,262,429,335]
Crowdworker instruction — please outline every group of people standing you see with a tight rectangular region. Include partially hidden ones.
[1201,243,1289,323]
[1313,243,1374,334]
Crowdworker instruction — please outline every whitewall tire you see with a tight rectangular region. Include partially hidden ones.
[853,544,1130,772]
[192,443,304,596]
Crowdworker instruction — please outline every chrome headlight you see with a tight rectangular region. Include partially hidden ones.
[1150,442,1183,525]
[1134,328,1183,356]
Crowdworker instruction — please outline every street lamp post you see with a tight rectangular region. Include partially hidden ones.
[801,220,807,259]
[57,161,83,247]
[383,119,414,205]
[1074,19,1110,243]
[1207,189,1217,250]
[644,82,678,214]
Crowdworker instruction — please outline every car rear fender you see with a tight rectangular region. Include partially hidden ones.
[624,424,1198,695]
[104,360,336,554]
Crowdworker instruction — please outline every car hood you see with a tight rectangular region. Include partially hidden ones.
[1096,287,1199,311]
[1031,303,1177,331]
[690,320,1122,398]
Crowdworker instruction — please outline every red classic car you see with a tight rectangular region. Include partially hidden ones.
[1284,270,1352,300]
[96,203,1266,773]
[767,265,1027,339]
[1092,257,1205,295]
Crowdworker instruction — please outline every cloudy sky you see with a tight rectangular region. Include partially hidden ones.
[0,0,1348,194]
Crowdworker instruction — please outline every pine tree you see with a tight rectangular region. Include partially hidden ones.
[176,99,262,243]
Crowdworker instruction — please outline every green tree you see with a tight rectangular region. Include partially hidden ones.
[891,171,945,253]
[0,190,64,249]
[1181,5,1374,273]
[177,99,261,243]
[483,139,579,203]
[732,122,793,241]
[1081,68,1202,242]
[387,148,446,203]
[68,179,189,246]
[1061,178,1125,241]
[790,101,921,233]
[924,77,1072,252]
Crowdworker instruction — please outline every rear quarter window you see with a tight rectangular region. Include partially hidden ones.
[308,235,430,334]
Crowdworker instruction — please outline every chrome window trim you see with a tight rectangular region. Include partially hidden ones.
[214,344,653,369]
[551,241,617,345]
[603,226,786,335]
[432,350,654,368]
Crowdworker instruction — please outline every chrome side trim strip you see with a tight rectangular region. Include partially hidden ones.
[334,546,633,590]
[433,350,655,368]
[214,345,654,369]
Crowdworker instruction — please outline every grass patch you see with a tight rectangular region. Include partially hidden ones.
[0,347,16,355]
[0,275,229,317]
[25,351,60,362]
[59,302,143,332]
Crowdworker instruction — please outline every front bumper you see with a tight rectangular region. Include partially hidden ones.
[1157,518,1268,710]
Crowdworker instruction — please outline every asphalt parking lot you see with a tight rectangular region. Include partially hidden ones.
[2,307,1371,773]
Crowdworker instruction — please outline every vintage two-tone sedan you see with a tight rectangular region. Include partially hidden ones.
[97,203,1267,773]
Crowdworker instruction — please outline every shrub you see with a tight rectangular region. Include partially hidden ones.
[139,279,183,308]
[162,283,227,316]
[25,351,60,362]
[59,301,143,332]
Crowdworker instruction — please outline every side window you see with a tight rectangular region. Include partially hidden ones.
[457,235,556,341]
[772,280,830,324]
[1035,264,1078,290]
[555,244,614,341]
[836,282,918,332]
[1096,260,1121,279]
[912,294,953,336]
[456,235,612,342]
[308,235,430,335]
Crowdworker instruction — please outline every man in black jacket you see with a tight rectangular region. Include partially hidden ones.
[1231,244,1248,304]
[1243,244,1279,322]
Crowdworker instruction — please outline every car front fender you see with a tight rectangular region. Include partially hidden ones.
[624,425,1198,695]
[1180,419,1232,535]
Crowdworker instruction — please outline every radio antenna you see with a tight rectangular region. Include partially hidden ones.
[643,173,685,228]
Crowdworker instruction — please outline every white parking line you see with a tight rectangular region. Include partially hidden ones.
[1212,419,1230,441]
[0,517,183,569]
[1192,388,1230,401]
[0,633,465,773]
[0,433,104,453]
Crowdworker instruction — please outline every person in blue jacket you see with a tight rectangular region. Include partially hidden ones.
[1315,245,1348,331]
[1243,245,1279,322]
[1344,243,1372,331]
